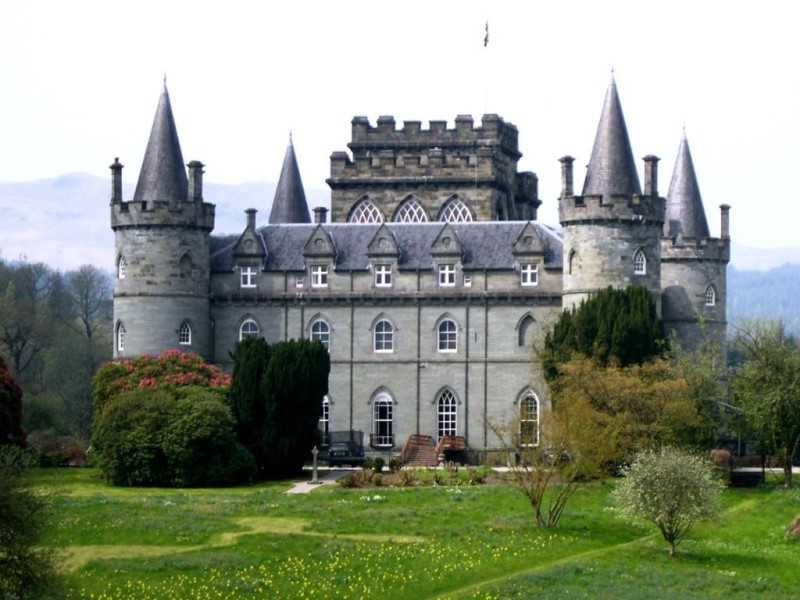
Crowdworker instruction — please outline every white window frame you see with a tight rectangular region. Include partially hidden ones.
[633,249,646,275]
[311,265,329,288]
[438,263,456,287]
[239,319,259,340]
[178,321,192,345]
[374,264,392,287]
[117,256,126,279]
[436,389,458,440]
[705,285,716,307]
[319,396,330,445]
[372,394,394,447]
[438,319,458,353]
[463,274,472,287]
[240,266,257,288]
[311,319,330,351]
[374,319,394,353]
[295,276,304,288]
[116,322,126,352]
[520,263,539,286]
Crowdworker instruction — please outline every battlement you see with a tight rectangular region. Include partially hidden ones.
[111,198,215,231]
[558,193,665,227]
[660,236,730,262]
[348,114,520,156]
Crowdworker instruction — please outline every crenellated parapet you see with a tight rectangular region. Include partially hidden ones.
[559,193,665,227]
[110,160,215,231]
[660,236,730,263]
[328,114,539,223]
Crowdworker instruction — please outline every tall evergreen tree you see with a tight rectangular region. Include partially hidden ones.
[543,285,665,381]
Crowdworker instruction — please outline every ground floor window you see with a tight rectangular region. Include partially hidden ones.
[372,394,394,447]
[436,389,457,439]
[519,390,540,447]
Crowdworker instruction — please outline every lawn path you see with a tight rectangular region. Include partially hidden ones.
[429,496,759,599]
[61,516,424,572]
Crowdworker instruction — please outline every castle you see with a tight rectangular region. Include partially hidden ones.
[110,77,729,455]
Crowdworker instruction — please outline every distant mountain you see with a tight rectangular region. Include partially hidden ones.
[728,264,800,334]
[730,242,800,271]
[0,173,330,271]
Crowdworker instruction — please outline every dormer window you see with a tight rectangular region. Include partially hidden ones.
[438,264,456,287]
[375,264,392,287]
[240,266,257,288]
[311,265,329,288]
[633,249,646,275]
[520,263,539,286]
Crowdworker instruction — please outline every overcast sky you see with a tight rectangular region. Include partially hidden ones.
[1,0,798,248]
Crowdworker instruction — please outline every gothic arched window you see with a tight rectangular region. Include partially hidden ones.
[349,198,383,223]
[519,390,540,447]
[633,249,646,275]
[436,389,458,439]
[705,284,716,307]
[178,321,192,345]
[393,197,429,222]
[438,196,474,222]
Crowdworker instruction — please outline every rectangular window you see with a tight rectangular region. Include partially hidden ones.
[240,266,257,288]
[295,276,304,288]
[311,265,329,288]
[438,264,456,287]
[520,263,539,286]
[374,264,392,287]
[463,274,472,287]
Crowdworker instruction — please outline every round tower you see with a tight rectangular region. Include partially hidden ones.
[110,83,215,360]
[660,133,730,350]
[559,78,665,311]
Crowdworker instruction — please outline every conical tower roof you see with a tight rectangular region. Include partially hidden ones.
[269,138,311,224]
[133,82,188,203]
[664,133,710,239]
[582,77,641,196]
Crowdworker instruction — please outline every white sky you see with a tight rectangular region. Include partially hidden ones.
[1,0,798,248]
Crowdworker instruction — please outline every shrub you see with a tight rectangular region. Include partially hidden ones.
[372,457,385,473]
[93,386,254,487]
[0,445,61,598]
[396,469,416,487]
[339,473,360,488]
[388,457,403,473]
[0,353,25,447]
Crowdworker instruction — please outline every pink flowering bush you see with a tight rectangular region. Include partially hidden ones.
[93,350,230,415]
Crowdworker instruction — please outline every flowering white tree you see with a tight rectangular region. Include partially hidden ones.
[613,446,724,556]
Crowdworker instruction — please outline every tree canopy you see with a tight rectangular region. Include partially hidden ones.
[731,321,800,487]
[543,285,665,381]
[0,353,25,447]
[229,337,330,480]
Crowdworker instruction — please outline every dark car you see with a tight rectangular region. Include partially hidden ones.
[324,441,366,467]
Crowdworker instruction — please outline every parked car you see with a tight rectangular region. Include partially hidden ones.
[324,441,366,467]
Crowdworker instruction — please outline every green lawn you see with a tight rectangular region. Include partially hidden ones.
[31,469,800,599]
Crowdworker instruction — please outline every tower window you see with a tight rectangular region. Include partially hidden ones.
[438,197,474,222]
[116,322,126,352]
[633,249,646,275]
[117,256,127,279]
[178,321,192,345]
[394,198,429,222]
[349,199,383,223]
[705,285,716,307]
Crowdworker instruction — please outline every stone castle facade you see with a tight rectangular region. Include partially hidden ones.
[110,78,729,454]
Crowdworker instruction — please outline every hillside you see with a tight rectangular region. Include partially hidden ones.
[728,264,800,334]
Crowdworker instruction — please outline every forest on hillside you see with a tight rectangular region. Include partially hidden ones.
[728,264,800,335]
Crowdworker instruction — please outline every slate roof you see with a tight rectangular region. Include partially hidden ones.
[664,133,710,240]
[210,222,563,273]
[581,77,642,197]
[268,139,311,224]
[133,82,188,203]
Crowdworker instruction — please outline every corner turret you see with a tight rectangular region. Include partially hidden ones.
[110,83,215,361]
[559,77,665,310]
[660,133,729,350]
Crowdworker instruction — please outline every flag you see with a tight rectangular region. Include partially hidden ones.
[484,21,489,47]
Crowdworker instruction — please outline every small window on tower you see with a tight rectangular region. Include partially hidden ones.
[633,249,646,275]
